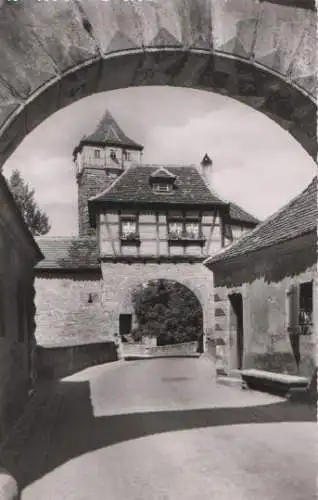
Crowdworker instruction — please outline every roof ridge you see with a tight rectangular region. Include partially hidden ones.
[89,164,134,201]
[141,163,197,169]
[35,236,96,241]
[150,166,177,179]
[203,176,317,266]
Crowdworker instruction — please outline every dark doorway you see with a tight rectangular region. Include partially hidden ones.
[229,293,244,369]
[119,314,132,337]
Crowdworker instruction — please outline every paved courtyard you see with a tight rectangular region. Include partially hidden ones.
[0,357,316,500]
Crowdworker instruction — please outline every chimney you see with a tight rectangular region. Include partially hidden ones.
[200,153,213,188]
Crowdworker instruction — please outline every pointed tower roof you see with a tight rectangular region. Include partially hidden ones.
[73,110,144,157]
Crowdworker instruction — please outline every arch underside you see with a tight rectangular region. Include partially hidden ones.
[0,0,316,165]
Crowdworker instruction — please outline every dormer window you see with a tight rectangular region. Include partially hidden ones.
[153,183,172,194]
[150,166,176,194]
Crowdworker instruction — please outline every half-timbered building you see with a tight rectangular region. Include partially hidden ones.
[35,111,258,348]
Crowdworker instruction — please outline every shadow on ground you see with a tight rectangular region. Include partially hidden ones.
[0,378,316,490]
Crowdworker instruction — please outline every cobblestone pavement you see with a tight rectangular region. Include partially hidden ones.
[0,358,316,500]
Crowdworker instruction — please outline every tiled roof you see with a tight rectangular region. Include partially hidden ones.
[229,202,260,225]
[89,165,228,207]
[78,110,143,151]
[204,177,317,266]
[35,238,99,270]
[150,166,177,180]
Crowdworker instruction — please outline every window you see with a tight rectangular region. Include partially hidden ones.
[185,222,200,239]
[287,281,313,335]
[167,217,204,244]
[168,221,183,238]
[110,150,117,161]
[299,282,313,327]
[120,215,140,243]
[123,150,131,161]
[153,183,172,193]
[94,149,100,159]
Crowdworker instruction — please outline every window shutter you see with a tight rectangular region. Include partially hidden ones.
[287,284,299,333]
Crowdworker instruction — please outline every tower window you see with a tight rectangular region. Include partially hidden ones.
[94,149,101,159]
[123,150,131,161]
[110,150,117,161]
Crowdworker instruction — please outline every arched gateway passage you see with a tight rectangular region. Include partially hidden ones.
[0,0,316,169]
[100,261,214,347]
[121,279,204,347]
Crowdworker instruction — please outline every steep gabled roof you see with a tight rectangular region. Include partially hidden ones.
[73,110,144,156]
[229,202,260,225]
[89,164,227,207]
[35,237,99,270]
[88,165,259,228]
[204,177,317,266]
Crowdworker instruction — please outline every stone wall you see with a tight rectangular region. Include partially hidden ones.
[36,341,118,380]
[35,261,214,350]
[122,341,198,359]
[77,167,119,237]
[101,261,215,342]
[210,233,316,377]
[34,271,112,347]
[0,175,42,443]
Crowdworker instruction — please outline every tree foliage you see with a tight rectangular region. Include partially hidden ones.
[131,279,203,345]
[8,169,51,236]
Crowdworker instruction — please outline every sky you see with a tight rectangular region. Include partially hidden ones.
[3,86,316,237]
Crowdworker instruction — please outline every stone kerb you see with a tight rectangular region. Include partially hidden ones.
[0,468,19,500]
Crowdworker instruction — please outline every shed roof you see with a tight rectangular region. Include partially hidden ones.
[35,237,99,270]
[204,176,317,266]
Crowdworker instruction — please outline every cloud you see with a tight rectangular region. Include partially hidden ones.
[2,87,316,236]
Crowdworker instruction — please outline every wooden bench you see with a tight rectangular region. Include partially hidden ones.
[287,370,317,403]
[240,369,309,397]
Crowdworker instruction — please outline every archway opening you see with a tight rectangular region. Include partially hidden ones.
[130,279,203,348]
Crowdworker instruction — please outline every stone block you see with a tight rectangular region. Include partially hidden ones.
[0,468,19,500]
[212,0,260,58]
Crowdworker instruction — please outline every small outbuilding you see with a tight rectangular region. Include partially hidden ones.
[204,177,317,379]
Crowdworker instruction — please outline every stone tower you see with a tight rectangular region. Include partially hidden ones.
[73,110,144,237]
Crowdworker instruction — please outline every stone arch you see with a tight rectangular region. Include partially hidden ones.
[100,261,214,346]
[120,277,205,345]
[0,0,316,168]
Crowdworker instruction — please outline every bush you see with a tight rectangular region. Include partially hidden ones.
[131,280,203,345]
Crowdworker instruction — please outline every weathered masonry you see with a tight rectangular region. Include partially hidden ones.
[0,0,316,167]
[204,177,317,379]
[0,174,43,441]
[35,111,259,347]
